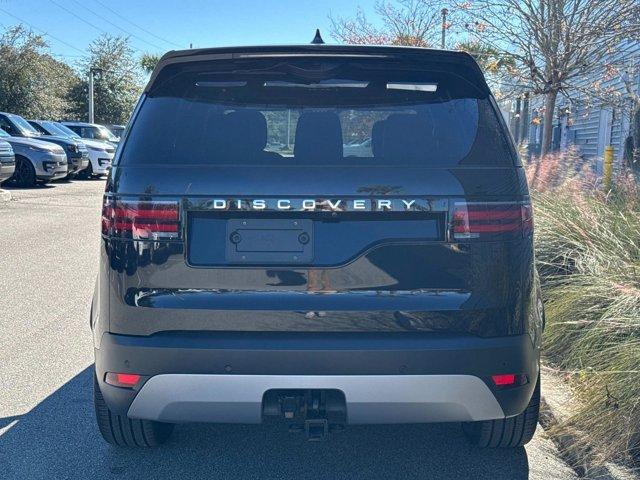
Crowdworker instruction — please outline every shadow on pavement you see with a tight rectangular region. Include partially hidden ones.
[1,183,55,190]
[0,366,530,480]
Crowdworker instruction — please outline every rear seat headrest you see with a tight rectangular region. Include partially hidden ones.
[222,110,268,155]
[294,112,343,163]
[382,113,434,163]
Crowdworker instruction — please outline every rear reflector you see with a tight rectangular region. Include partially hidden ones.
[491,374,516,386]
[105,372,141,388]
[102,197,180,239]
[452,201,533,240]
[491,373,528,388]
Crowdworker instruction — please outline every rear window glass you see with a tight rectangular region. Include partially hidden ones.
[120,58,514,167]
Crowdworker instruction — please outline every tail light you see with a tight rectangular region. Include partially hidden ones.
[451,201,533,240]
[105,372,141,388]
[101,197,180,239]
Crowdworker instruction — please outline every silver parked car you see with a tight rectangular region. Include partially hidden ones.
[0,128,67,186]
[0,112,89,179]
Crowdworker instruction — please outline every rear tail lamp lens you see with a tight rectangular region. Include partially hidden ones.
[102,197,180,239]
[452,202,533,240]
[105,372,141,388]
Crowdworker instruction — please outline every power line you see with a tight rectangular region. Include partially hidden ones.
[68,0,165,51]
[48,0,143,54]
[50,53,86,58]
[92,0,184,49]
[0,6,87,56]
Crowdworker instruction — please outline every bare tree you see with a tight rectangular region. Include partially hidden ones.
[330,0,445,47]
[458,0,640,156]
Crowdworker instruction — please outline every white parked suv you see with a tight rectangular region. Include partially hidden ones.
[61,121,119,145]
[53,122,115,177]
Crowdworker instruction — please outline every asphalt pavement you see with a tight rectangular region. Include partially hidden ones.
[0,179,578,480]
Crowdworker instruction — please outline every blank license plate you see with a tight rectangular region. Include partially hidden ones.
[225,219,313,264]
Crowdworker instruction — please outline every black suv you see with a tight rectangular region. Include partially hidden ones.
[92,44,543,448]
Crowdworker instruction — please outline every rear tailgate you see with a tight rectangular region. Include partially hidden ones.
[105,164,531,337]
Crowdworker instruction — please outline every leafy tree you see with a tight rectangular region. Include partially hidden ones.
[0,25,80,119]
[68,34,144,124]
[455,40,519,98]
[456,40,514,76]
[140,53,161,74]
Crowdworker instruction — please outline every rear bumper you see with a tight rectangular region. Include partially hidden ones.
[96,331,539,423]
[128,374,505,424]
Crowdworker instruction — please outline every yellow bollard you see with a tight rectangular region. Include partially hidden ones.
[603,146,614,191]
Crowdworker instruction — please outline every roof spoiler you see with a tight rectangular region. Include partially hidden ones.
[144,45,489,95]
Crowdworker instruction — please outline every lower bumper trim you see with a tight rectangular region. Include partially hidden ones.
[127,374,505,424]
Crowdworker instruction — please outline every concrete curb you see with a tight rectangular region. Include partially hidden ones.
[0,188,11,204]
[540,366,639,480]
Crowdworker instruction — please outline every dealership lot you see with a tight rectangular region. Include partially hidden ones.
[0,181,577,480]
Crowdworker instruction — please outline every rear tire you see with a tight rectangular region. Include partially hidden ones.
[93,373,174,447]
[463,374,540,448]
[78,161,93,179]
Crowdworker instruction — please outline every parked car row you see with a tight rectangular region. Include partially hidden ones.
[0,112,120,187]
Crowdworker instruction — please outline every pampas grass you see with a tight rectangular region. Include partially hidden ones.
[527,151,640,466]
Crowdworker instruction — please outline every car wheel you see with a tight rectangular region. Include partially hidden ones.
[10,155,37,187]
[462,374,540,448]
[93,373,174,447]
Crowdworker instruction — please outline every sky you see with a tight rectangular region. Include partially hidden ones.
[0,0,378,62]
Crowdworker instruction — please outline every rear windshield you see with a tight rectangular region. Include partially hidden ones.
[120,58,514,167]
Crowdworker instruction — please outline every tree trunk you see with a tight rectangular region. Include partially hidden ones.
[519,94,530,147]
[624,104,640,181]
[541,89,558,157]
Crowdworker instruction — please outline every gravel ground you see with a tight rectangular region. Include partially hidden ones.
[0,179,578,480]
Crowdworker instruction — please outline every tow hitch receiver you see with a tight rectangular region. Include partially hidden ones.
[262,389,346,441]
[305,419,329,441]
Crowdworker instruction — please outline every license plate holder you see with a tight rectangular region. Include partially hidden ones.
[225,219,313,264]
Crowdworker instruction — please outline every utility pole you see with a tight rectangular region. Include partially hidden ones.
[519,92,530,148]
[88,69,95,124]
[441,8,449,49]
[88,67,102,123]
[286,109,291,149]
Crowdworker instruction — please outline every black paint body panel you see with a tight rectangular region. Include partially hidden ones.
[95,163,540,339]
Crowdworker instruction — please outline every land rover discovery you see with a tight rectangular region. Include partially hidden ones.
[92,44,543,448]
